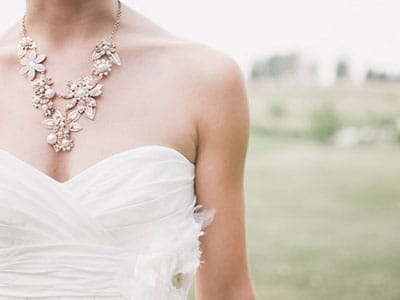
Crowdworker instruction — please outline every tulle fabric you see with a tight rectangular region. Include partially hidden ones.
[0,145,216,300]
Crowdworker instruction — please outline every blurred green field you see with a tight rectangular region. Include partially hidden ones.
[246,132,400,300]
[245,81,400,300]
[249,80,400,136]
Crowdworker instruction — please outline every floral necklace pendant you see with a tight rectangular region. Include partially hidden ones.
[17,0,122,152]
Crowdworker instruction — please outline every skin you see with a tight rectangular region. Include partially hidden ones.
[0,0,256,299]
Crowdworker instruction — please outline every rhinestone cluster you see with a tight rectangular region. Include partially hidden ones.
[31,76,56,116]
[17,41,120,152]
[62,76,103,120]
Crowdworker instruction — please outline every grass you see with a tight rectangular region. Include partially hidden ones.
[245,131,400,300]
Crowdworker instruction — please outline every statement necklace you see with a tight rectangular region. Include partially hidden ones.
[17,0,122,152]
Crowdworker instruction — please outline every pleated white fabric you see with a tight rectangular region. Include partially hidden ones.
[0,145,216,300]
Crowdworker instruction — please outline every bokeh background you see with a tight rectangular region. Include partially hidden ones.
[3,1,400,299]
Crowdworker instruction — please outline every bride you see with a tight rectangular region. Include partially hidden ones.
[0,0,256,299]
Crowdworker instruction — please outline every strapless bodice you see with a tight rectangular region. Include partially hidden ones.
[0,145,215,300]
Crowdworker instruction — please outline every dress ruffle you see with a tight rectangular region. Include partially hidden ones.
[116,204,216,300]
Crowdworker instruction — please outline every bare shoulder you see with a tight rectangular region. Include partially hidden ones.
[169,41,249,140]
[171,40,247,100]
[155,35,246,101]
[149,36,249,150]
[122,8,249,145]
[122,7,247,103]
[154,35,250,168]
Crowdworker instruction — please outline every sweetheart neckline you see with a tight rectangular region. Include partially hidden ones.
[0,145,195,185]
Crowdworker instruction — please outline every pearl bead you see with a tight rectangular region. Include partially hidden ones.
[46,133,57,145]
[97,63,109,72]
[44,88,55,99]
[61,139,71,147]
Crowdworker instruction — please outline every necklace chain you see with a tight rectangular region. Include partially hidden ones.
[17,0,123,153]
[110,0,122,42]
[22,0,122,42]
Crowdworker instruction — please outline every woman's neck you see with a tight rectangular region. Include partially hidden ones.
[24,0,118,44]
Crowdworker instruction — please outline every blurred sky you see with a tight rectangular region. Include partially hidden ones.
[2,0,400,84]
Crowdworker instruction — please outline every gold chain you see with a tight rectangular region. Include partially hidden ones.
[110,0,122,42]
[22,0,122,41]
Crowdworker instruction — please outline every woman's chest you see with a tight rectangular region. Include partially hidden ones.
[0,66,197,182]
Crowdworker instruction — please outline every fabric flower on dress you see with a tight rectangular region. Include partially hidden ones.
[42,109,82,152]
[62,76,102,120]
[19,50,46,81]
[116,204,216,300]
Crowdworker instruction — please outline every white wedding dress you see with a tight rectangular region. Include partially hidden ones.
[0,145,216,300]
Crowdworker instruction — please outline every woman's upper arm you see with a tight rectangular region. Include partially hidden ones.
[192,48,256,300]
